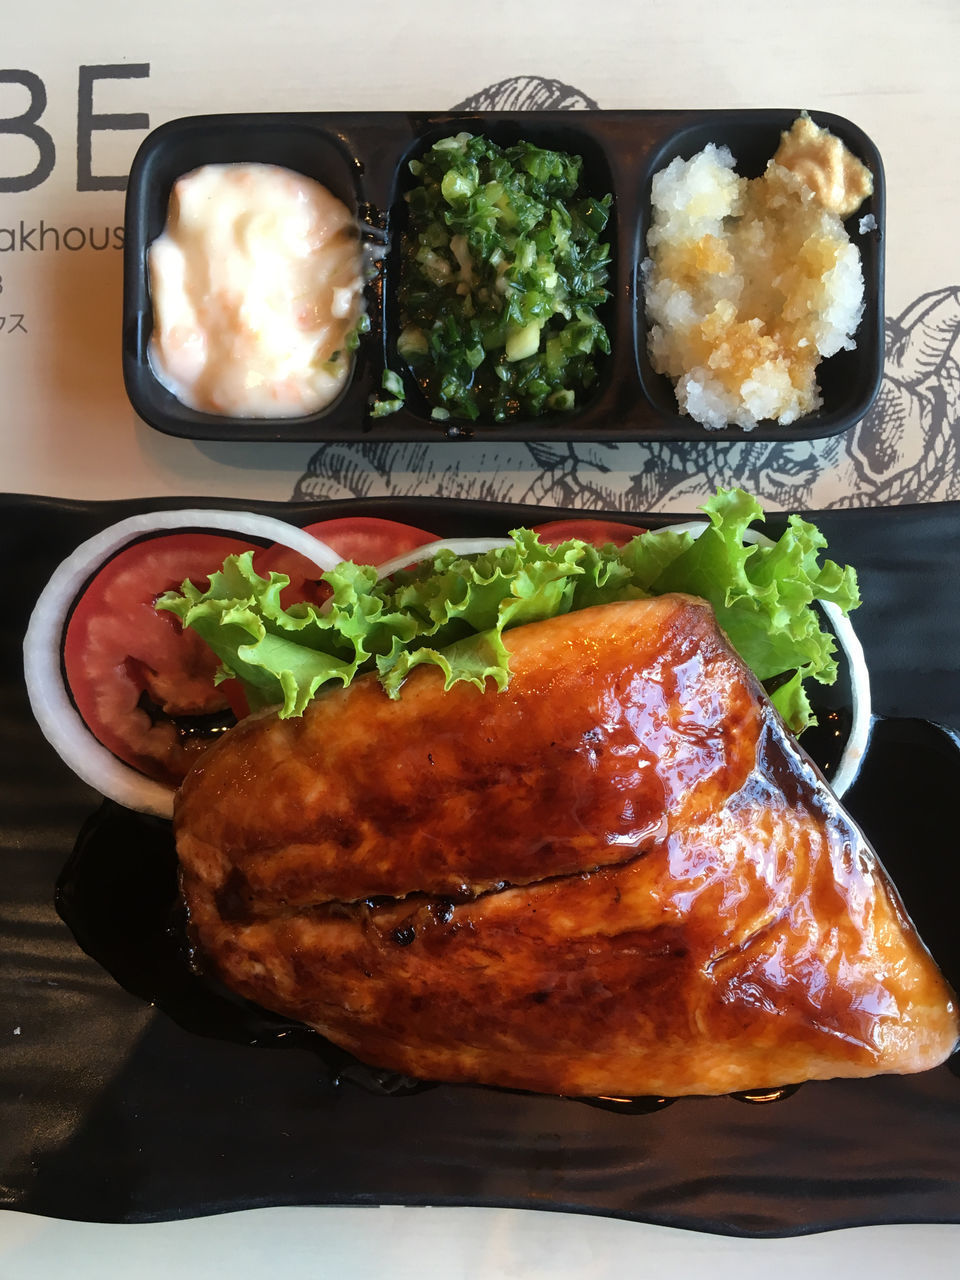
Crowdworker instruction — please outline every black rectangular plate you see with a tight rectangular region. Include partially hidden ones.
[3,494,957,1235]
[123,109,884,444]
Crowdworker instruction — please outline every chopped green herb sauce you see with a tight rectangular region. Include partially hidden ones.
[397,133,612,423]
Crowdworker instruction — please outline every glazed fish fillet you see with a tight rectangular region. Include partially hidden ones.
[175,595,959,1097]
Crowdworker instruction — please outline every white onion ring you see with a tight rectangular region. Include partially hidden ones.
[23,509,343,820]
[374,537,514,581]
[654,518,871,796]
[819,600,870,797]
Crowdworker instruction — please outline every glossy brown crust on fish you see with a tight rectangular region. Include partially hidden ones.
[176,594,759,907]
[175,596,959,1097]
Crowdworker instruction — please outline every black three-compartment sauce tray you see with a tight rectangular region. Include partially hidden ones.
[122,109,884,445]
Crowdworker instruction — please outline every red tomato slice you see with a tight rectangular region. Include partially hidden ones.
[254,516,441,606]
[301,516,442,564]
[532,518,645,548]
[63,532,256,787]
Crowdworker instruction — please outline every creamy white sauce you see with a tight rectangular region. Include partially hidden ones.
[147,163,365,418]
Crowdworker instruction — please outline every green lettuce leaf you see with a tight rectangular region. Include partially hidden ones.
[649,490,859,732]
[156,489,858,736]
